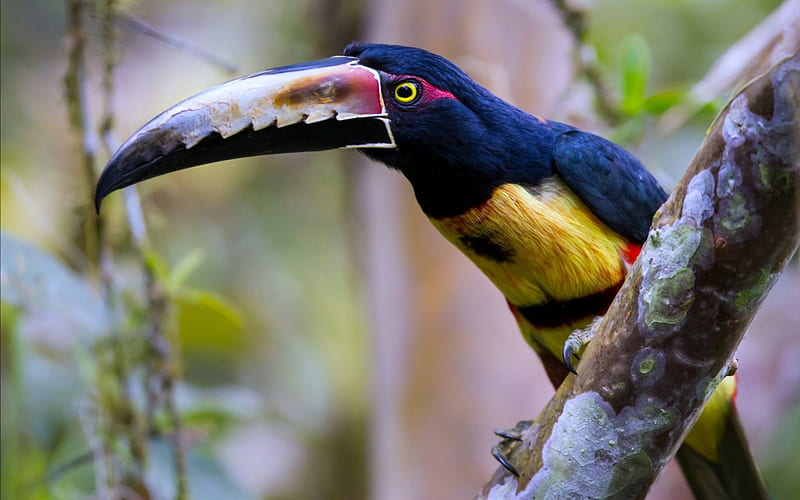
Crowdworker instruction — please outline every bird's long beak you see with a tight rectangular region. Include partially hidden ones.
[95,56,395,211]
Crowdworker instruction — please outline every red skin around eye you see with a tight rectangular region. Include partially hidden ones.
[419,79,456,101]
[390,75,456,107]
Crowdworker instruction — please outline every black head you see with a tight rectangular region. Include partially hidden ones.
[344,43,554,217]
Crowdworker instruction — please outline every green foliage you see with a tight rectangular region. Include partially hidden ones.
[641,89,686,115]
[0,230,251,498]
[1,233,108,498]
[608,33,696,145]
[0,232,112,339]
[175,290,243,353]
[620,33,651,116]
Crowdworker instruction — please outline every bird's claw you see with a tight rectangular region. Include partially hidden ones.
[493,427,524,441]
[726,358,739,377]
[562,341,581,375]
[562,317,602,375]
[491,420,532,478]
[491,444,520,477]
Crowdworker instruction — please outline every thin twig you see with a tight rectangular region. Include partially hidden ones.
[550,0,622,125]
[658,0,800,134]
[98,2,147,248]
[65,3,118,496]
[78,395,118,500]
[141,275,188,500]
[98,0,150,483]
[117,13,238,74]
[46,451,95,485]
[64,0,101,274]
[97,2,189,498]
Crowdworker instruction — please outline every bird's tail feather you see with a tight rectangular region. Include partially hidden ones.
[676,408,769,500]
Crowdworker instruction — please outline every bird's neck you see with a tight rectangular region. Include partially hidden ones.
[383,110,562,218]
[404,156,504,218]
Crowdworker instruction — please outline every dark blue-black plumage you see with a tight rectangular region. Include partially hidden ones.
[345,43,667,243]
[552,131,668,243]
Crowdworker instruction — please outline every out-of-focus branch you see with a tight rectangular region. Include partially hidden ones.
[477,51,799,500]
[64,0,101,274]
[550,0,622,125]
[62,2,191,498]
[101,12,148,248]
[64,3,120,497]
[96,3,188,499]
[658,0,800,134]
[116,13,238,75]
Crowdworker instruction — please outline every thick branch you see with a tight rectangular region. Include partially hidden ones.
[477,53,799,500]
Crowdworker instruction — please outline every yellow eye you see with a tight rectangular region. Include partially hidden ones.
[394,81,420,104]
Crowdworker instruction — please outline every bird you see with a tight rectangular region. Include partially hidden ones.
[95,43,768,499]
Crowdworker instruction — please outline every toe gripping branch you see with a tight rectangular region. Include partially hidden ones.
[562,316,603,375]
[491,421,533,477]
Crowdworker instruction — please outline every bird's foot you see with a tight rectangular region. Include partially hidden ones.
[562,316,602,374]
[491,420,532,477]
[726,358,738,377]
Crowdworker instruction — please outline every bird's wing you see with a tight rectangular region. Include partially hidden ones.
[552,130,668,244]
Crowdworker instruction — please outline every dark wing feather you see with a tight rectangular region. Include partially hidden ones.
[553,130,668,243]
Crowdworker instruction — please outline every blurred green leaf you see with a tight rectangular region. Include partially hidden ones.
[183,406,237,437]
[0,231,112,341]
[175,289,244,354]
[1,278,90,500]
[179,384,265,438]
[620,33,651,115]
[143,248,170,284]
[641,88,687,115]
[167,249,206,293]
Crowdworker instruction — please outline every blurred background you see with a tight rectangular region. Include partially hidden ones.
[1,0,798,499]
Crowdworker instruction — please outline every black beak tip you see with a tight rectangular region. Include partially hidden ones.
[94,166,119,215]
[94,188,104,215]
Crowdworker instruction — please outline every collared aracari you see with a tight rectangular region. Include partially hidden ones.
[95,43,768,499]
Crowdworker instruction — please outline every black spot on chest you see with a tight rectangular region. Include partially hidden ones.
[457,234,515,263]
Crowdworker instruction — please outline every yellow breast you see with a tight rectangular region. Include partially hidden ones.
[429,179,629,307]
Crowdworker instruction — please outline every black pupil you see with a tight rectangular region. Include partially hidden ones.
[398,84,415,99]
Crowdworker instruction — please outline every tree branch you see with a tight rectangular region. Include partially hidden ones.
[64,0,101,274]
[116,13,238,75]
[97,3,189,498]
[658,0,800,134]
[549,0,623,125]
[62,2,190,497]
[477,51,799,500]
